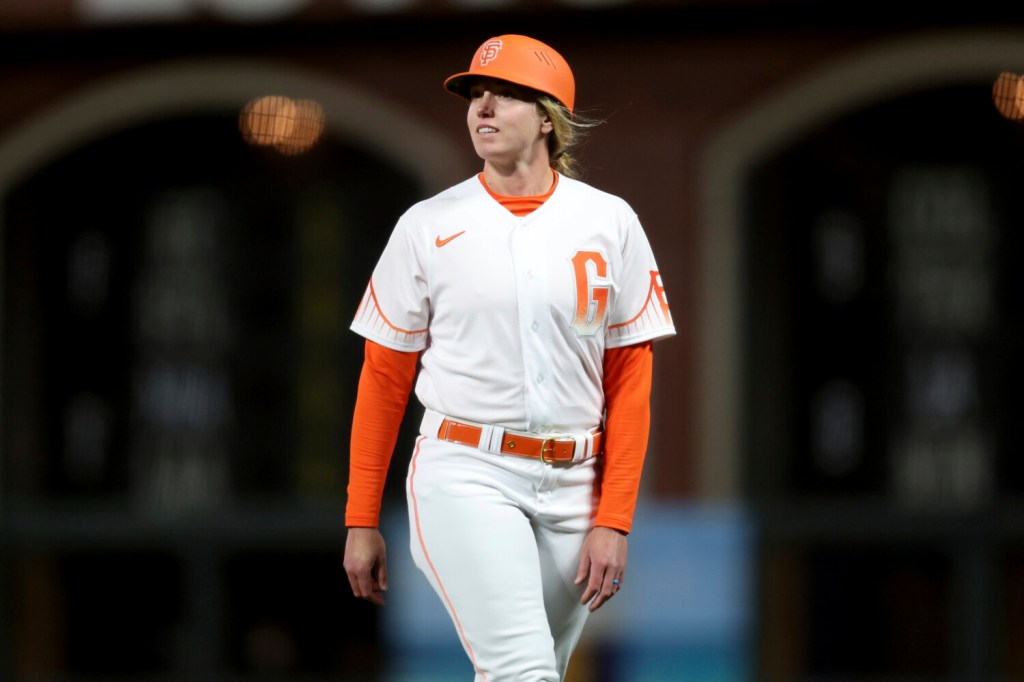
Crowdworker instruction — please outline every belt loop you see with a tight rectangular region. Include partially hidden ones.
[475,421,495,454]
[478,424,501,455]
[573,433,592,463]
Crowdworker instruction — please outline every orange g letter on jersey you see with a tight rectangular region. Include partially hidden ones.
[570,250,610,337]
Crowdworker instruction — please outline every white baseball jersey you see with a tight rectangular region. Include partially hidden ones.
[351,173,675,434]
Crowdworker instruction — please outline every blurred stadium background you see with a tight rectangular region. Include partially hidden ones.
[3,1,1024,680]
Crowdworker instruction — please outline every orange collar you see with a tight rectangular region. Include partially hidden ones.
[479,171,559,217]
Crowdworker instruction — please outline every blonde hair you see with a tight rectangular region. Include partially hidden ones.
[537,96,603,180]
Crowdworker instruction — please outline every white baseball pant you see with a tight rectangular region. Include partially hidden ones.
[406,435,598,682]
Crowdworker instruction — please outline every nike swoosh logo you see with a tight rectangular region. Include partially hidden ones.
[435,230,466,247]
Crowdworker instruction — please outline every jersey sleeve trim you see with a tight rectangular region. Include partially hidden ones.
[350,279,429,351]
[607,269,675,346]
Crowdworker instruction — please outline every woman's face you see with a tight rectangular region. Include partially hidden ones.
[466,78,553,168]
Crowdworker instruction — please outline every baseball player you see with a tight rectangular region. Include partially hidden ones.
[343,34,676,682]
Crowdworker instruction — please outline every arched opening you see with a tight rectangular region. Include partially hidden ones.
[700,30,1024,680]
[700,28,1024,498]
[0,59,469,679]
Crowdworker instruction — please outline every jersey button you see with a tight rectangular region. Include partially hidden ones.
[532,321,539,332]
[536,374,544,384]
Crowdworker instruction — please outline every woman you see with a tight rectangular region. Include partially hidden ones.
[343,34,675,682]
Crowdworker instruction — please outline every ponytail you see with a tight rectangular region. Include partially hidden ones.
[537,96,603,180]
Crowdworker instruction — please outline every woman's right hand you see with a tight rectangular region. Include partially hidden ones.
[344,527,389,606]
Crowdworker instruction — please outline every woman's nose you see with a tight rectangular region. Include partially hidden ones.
[476,91,495,114]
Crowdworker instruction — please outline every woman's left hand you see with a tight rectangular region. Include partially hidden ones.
[574,526,628,612]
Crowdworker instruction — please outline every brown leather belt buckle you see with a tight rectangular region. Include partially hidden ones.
[540,436,575,463]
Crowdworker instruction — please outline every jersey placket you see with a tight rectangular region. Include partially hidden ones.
[509,219,559,433]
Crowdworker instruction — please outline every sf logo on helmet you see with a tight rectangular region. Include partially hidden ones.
[479,39,503,66]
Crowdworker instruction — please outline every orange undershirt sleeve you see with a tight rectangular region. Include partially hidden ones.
[344,339,419,528]
[595,340,654,534]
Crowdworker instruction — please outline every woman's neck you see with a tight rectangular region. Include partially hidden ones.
[481,160,554,197]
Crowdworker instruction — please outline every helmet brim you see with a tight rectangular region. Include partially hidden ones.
[443,72,567,111]
[442,72,474,100]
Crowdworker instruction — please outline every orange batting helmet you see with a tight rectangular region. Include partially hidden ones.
[444,34,576,113]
